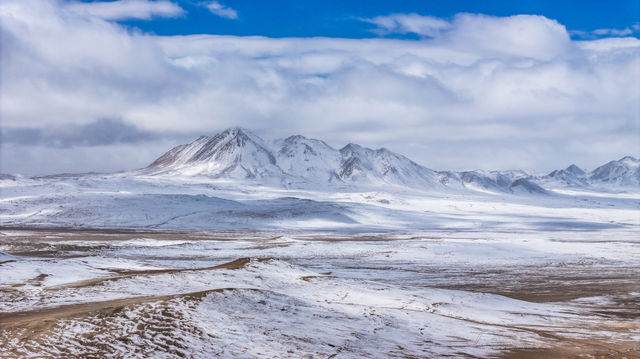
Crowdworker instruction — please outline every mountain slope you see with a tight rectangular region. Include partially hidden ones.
[337,144,440,188]
[539,164,588,187]
[273,135,342,184]
[589,156,640,187]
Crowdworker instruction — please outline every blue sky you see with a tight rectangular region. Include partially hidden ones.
[1,0,639,175]
[116,0,639,38]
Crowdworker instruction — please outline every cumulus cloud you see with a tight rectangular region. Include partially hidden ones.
[364,13,571,60]
[1,0,638,175]
[66,0,184,20]
[204,1,237,19]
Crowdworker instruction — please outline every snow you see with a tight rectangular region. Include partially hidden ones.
[113,238,192,247]
[0,130,638,357]
[1,229,638,357]
[589,156,640,187]
[0,162,638,232]
[141,127,633,194]
[0,251,18,263]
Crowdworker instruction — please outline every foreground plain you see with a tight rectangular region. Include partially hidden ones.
[1,228,638,358]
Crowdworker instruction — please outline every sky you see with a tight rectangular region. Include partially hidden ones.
[1,0,639,175]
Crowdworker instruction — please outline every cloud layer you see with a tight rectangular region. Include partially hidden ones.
[2,119,160,147]
[1,0,638,175]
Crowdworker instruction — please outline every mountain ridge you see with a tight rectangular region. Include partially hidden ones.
[140,127,639,194]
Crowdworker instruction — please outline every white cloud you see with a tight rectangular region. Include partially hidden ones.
[365,13,571,61]
[204,1,237,19]
[364,13,451,37]
[66,0,184,21]
[572,23,640,39]
[1,0,638,175]
[592,27,634,36]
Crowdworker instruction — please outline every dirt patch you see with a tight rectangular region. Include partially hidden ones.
[497,344,640,359]
[0,288,253,329]
[51,257,273,290]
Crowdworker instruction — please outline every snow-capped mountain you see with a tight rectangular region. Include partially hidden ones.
[436,170,545,194]
[589,156,640,187]
[540,164,588,187]
[533,157,639,190]
[146,128,285,181]
[142,127,637,194]
[145,128,444,189]
[1,128,637,233]
[337,144,440,188]
[438,170,513,193]
[273,135,342,184]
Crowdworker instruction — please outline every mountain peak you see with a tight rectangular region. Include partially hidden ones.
[589,155,640,186]
[340,143,365,153]
[145,127,280,179]
[221,126,251,135]
[216,126,261,142]
[284,134,307,142]
[619,155,639,163]
[565,164,585,175]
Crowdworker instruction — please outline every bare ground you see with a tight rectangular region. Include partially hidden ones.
[1,228,639,358]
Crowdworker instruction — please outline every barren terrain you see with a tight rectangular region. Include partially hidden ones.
[1,228,638,358]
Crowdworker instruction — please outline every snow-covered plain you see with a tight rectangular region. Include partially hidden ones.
[0,171,638,357]
[0,229,639,358]
[0,171,638,232]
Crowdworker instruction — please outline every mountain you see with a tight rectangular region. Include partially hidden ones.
[589,156,640,187]
[273,135,342,184]
[535,157,639,189]
[437,170,511,193]
[145,128,443,189]
[146,128,285,181]
[143,127,636,194]
[510,178,548,194]
[540,164,588,187]
[435,170,545,194]
[337,144,440,188]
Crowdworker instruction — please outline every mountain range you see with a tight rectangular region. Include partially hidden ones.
[1,127,637,232]
[142,127,639,194]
